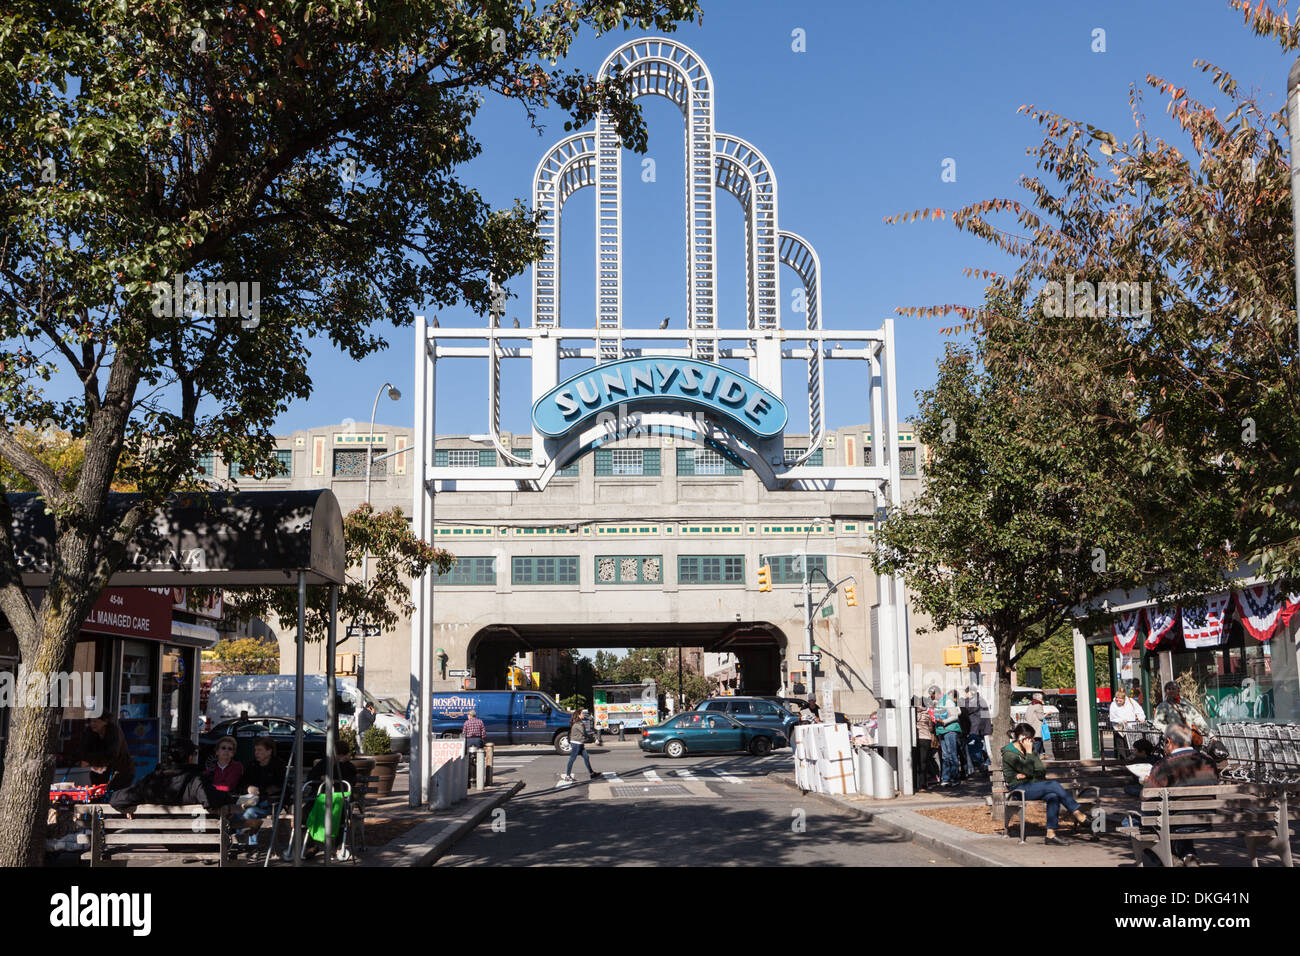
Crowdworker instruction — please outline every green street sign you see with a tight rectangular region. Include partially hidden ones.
[820,605,834,619]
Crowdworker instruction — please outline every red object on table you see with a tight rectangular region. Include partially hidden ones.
[48,783,108,805]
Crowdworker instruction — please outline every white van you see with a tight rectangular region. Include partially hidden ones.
[207,675,410,753]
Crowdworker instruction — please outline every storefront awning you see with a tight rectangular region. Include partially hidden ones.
[7,490,345,586]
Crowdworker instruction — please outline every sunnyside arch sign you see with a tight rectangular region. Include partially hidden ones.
[532,357,788,445]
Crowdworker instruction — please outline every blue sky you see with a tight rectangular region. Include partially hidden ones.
[297,0,1296,438]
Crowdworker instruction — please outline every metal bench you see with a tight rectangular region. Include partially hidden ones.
[79,803,232,867]
[992,759,1136,842]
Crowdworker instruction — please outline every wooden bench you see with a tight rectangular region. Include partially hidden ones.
[992,759,1137,842]
[79,804,232,867]
[1117,783,1296,867]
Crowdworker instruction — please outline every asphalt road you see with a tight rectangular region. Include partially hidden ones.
[439,740,957,867]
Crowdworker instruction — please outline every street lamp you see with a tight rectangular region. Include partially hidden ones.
[359,382,401,695]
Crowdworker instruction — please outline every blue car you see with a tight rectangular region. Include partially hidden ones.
[640,711,786,758]
[694,696,800,743]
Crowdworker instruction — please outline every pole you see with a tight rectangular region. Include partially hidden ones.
[1290,57,1300,350]
[324,584,338,863]
[360,382,398,697]
[293,571,305,866]
[677,645,683,703]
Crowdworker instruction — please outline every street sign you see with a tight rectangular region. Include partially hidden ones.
[448,668,470,678]
[797,653,821,663]
[820,604,834,619]
[346,623,381,638]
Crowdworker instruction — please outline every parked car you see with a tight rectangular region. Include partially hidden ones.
[695,696,798,744]
[640,711,786,758]
[198,716,328,767]
[207,675,411,753]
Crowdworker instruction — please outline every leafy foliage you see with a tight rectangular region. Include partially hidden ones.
[224,503,451,642]
[361,725,391,756]
[885,0,1299,595]
[209,636,279,675]
[593,647,709,704]
[0,0,701,866]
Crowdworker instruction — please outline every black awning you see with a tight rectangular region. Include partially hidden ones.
[8,489,345,586]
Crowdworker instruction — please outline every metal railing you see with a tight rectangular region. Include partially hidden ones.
[1215,723,1300,784]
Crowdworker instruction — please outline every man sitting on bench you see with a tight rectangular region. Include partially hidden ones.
[1002,722,1090,846]
[1141,722,1219,867]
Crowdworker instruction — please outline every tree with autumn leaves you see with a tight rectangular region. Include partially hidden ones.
[0,0,701,866]
[877,0,1300,748]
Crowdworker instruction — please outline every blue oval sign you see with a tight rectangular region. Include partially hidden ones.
[532,357,788,441]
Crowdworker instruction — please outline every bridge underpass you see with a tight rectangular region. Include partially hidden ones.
[467,622,789,695]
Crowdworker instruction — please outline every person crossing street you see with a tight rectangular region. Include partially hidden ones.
[562,709,601,782]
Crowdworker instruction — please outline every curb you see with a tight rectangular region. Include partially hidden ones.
[772,774,1011,868]
[361,780,524,867]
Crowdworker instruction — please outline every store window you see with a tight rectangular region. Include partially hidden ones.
[159,645,193,750]
[119,640,157,720]
[1169,619,1298,726]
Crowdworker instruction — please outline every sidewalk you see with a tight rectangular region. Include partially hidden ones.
[772,774,1291,867]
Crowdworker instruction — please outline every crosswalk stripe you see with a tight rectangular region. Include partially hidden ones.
[643,769,662,782]
[673,769,694,778]
[709,768,744,784]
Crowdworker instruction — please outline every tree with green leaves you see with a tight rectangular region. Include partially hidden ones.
[870,303,1212,753]
[223,503,451,642]
[0,0,700,866]
[887,0,1300,596]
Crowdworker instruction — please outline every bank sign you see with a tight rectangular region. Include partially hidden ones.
[532,357,787,442]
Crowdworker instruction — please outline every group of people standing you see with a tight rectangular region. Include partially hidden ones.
[914,685,992,789]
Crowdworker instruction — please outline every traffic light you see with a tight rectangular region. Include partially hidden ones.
[757,564,772,591]
[844,584,857,606]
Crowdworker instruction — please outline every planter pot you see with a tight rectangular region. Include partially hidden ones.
[350,756,376,778]
[369,753,400,797]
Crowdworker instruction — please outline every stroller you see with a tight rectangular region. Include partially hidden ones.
[282,778,359,862]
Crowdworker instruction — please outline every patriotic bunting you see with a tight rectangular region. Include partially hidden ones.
[1113,610,1142,654]
[1281,592,1300,629]
[1181,593,1232,649]
[1145,606,1178,649]
[1234,584,1283,643]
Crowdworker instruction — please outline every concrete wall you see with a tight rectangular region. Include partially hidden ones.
[236,422,957,716]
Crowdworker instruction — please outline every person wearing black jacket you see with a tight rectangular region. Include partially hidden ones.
[108,738,234,815]
[80,715,135,790]
[233,736,285,846]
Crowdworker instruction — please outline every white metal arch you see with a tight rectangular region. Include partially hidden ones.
[713,133,779,332]
[778,230,825,466]
[596,38,717,361]
[531,133,597,330]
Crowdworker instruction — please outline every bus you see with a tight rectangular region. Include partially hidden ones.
[593,682,659,731]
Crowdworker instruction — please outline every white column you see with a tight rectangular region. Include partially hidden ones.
[1073,627,1095,760]
[881,318,913,795]
[409,315,433,806]
[532,331,559,463]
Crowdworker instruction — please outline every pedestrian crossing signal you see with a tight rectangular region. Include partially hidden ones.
[757,564,772,591]
[844,584,857,606]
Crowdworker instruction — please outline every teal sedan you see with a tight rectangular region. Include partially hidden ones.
[639,711,786,758]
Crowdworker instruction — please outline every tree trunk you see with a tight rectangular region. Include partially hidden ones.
[0,610,79,867]
[992,640,1014,772]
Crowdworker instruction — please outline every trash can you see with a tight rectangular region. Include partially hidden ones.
[854,747,874,793]
[869,747,896,799]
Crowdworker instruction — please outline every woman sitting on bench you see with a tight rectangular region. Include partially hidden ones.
[1002,722,1090,846]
